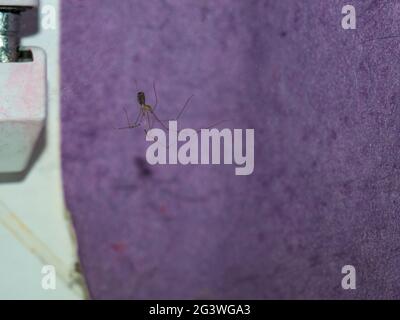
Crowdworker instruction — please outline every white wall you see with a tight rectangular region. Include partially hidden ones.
[0,0,86,299]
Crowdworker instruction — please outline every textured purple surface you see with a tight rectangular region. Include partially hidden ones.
[62,0,400,299]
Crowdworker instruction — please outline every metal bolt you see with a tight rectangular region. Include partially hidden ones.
[0,8,25,63]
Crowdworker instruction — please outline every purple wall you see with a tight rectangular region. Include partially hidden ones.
[62,0,400,299]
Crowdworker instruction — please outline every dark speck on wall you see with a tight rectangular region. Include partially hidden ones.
[135,157,153,178]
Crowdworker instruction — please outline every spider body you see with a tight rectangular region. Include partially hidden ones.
[117,83,161,132]
[137,91,146,106]
[142,104,153,112]
[117,82,221,135]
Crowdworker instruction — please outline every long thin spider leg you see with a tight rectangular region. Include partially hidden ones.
[198,119,228,131]
[136,111,144,126]
[153,81,158,111]
[124,108,132,126]
[152,109,227,133]
[145,114,169,148]
[180,119,228,134]
[144,111,153,135]
[118,124,141,130]
[149,110,155,129]
[150,110,169,131]
[147,112,152,131]
[153,95,195,124]
[176,95,194,121]
[115,108,134,130]
[133,108,143,125]
[118,111,143,130]
[118,123,141,130]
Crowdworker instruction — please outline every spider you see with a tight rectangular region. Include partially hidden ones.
[117,82,193,134]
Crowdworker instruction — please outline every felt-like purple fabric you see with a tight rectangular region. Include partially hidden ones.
[62,0,400,299]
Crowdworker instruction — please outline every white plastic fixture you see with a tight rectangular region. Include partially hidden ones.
[0,0,46,173]
[0,0,38,7]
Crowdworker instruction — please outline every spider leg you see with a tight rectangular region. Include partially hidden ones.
[153,81,159,111]
[123,107,131,126]
[153,95,194,124]
[149,110,155,129]
[195,119,228,132]
[151,110,169,131]
[176,94,194,120]
[147,112,152,131]
[133,108,143,126]
[143,111,150,135]
[117,110,143,130]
